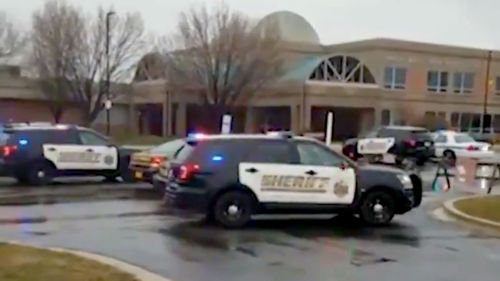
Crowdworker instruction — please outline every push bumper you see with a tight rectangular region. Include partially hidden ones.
[396,189,415,214]
[163,181,209,212]
[0,161,16,177]
[128,166,157,183]
[152,174,166,190]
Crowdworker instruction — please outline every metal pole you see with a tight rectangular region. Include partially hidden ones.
[325,112,334,145]
[105,11,115,135]
[482,50,492,133]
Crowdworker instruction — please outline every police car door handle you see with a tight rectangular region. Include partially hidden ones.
[47,147,56,152]
[305,170,317,176]
[86,148,94,152]
[245,167,258,173]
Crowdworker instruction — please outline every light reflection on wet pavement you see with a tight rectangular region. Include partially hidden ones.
[0,197,498,281]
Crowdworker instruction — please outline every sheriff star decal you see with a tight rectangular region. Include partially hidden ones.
[333,180,349,198]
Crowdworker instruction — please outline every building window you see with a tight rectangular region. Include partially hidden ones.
[493,115,500,132]
[427,71,448,92]
[453,72,474,94]
[451,112,460,128]
[495,77,500,95]
[452,112,486,132]
[381,109,391,125]
[384,66,406,90]
[471,114,482,132]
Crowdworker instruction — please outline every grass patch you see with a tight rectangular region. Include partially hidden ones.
[0,243,138,281]
[454,195,500,223]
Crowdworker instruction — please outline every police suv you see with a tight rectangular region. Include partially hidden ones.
[156,132,423,228]
[0,123,138,185]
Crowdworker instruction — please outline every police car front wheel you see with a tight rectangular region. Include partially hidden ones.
[213,191,254,229]
[359,191,396,226]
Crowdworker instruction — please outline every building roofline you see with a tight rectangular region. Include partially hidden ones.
[320,37,497,59]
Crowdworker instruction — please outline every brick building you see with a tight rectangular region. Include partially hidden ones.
[131,11,500,139]
[4,11,500,140]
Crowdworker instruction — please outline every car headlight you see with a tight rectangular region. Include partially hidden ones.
[397,174,413,189]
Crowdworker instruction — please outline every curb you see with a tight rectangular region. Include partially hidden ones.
[4,240,172,281]
[442,195,500,230]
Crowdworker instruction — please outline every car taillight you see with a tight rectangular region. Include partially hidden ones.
[404,139,416,147]
[150,156,166,168]
[466,145,479,151]
[1,145,17,157]
[177,163,200,181]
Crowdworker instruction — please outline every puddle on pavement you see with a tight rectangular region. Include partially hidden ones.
[250,216,422,248]
[22,231,50,236]
[158,216,420,260]
[350,249,397,266]
[0,217,47,225]
[158,220,313,257]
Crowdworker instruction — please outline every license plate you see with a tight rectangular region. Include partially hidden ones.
[135,171,143,179]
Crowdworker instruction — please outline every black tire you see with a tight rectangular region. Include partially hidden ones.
[26,161,55,186]
[212,191,254,228]
[415,157,426,166]
[359,191,396,226]
[16,176,29,185]
[104,174,120,183]
[395,157,403,166]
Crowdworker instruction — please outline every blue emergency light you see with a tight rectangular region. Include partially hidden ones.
[212,155,223,161]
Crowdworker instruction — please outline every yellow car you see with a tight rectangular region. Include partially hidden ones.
[128,139,184,184]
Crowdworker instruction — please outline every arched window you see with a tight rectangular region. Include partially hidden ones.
[134,53,166,82]
[308,55,375,84]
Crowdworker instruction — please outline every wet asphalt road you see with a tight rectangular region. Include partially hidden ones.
[0,168,498,281]
[0,198,498,281]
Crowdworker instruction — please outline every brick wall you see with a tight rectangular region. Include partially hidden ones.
[0,99,82,124]
[0,100,133,135]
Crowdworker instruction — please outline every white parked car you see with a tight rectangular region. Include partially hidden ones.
[432,130,494,160]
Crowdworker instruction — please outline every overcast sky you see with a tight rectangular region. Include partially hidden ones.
[1,0,499,49]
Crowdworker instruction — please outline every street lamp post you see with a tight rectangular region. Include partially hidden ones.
[105,11,115,136]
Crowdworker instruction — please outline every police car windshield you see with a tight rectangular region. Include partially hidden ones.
[173,141,195,162]
[454,134,475,143]
[150,139,184,156]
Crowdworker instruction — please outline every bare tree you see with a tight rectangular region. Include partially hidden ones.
[163,4,283,109]
[0,12,26,59]
[30,0,82,122]
[30,0,147,125]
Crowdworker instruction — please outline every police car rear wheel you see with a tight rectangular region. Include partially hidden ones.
[359,191,395,226]
[213,191,254,228]
[27,162,54,186]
